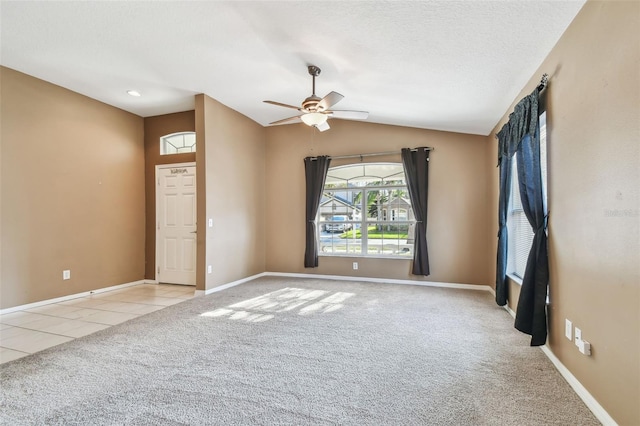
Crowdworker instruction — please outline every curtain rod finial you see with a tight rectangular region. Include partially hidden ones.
[540,73,549,87]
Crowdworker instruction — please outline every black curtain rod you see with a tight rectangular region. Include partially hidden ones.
[308,147,434,161]
[537,73,549,92]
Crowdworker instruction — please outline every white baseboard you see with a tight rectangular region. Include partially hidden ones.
[502,298,616,425]
[505,305,516,318]
[263,271,494,293]
[196,271,492,296]
[202,272,268,296]
[540,345,617,425]
[0,279,147,315]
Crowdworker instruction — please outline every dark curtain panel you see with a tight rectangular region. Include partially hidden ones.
[495,87,549,346]
[401,148,430,276]
[303,156,331,268]
[514,132,549,346]
[495,153,512,306]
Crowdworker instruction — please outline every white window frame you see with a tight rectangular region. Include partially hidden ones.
[318,163,415,259]
[160,131,196,155]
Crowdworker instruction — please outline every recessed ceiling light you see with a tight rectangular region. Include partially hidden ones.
[127,90,141,97]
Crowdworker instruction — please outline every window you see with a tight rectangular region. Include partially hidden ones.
[318,163,415,258]
[160,132,196,155]
[507,111,547,280]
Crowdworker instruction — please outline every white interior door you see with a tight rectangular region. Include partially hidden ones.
[156,164,196,285]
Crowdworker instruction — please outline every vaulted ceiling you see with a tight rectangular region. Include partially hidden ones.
[0,1,585,135]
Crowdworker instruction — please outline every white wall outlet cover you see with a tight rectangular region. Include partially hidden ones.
[207,265,212,274]
[574,327,582,346]
[62,270,71,280]
[565,319,572,340]
[208,218,213,227]
[353,262,358,270]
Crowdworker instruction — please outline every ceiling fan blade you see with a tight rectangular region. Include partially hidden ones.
[317,91,344,111]
[269,115,302,125]
[264,100,302,111]
[316,121,330,132]
[328,110,369,120]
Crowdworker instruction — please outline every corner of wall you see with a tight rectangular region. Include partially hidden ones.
[196,94,267,292]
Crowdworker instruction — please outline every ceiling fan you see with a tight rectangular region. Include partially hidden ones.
[264,65,369,132]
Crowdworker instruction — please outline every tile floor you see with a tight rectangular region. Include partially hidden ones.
[0,283,195,364]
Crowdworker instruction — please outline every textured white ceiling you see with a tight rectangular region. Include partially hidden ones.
[0,1,585,135]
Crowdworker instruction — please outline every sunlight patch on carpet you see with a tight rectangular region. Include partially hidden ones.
[200,287,355,322]
[299,292,355,316]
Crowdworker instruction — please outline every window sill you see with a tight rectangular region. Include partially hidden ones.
[507,273,523,286]
[507,273,550,305]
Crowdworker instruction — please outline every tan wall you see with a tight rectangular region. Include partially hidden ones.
[486,1,640,424]
[265,119,492,285]
[0,67,145,309]
[143,111,195,280]
[195,95,266,291]
[195,96,207,291]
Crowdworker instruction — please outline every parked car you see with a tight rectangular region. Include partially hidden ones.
[325,215,353,233]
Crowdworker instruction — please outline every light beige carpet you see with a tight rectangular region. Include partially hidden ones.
[0,277,599,425]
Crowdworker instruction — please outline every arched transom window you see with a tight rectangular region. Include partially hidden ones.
[160,132,196,155]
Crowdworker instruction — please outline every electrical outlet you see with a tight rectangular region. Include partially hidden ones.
[574,327,582,346]
[352,262,358,270]
[208,218,213,227]
[565,319,572,341]
[63,270,71,280]
[208,265,212,274]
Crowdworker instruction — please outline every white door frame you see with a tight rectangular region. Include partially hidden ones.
[155,161,197,284]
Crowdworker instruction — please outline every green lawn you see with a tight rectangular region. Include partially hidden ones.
[340,226,409,239]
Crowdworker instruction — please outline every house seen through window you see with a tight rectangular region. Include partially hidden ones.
[319,163,415,258]
[160,132,196,155]
[507,111,547,280]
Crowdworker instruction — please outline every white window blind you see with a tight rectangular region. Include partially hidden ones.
[508,158,534,279]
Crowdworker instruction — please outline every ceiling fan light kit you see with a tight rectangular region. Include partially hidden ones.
[300,112,327,126]
[264,65,369,132]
